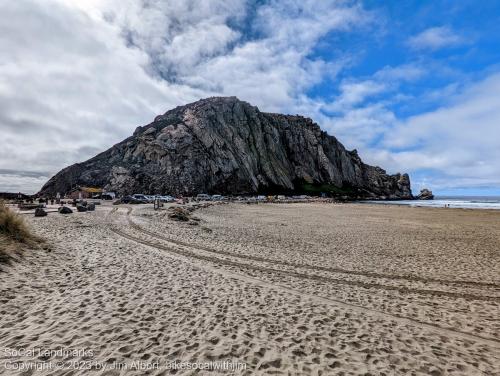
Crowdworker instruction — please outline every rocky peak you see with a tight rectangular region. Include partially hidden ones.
[39,97,413,199]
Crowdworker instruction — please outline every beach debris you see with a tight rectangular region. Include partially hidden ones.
[168,207,191,221]
[34,208,47,217]
[58,206,73,214]
[416,188,434,200]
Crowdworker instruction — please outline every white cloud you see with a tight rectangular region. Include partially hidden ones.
[327,80,387,111]
[318,64,425,151]
[371,73,500,190]
[323,104,397,149]
[407,26,464,50]
[314,62,500,193]
[0,170,50,194]
[0,0,368,193]
[1,0,497,196]
[373,64,426,82]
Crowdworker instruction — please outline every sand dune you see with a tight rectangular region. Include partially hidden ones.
[1,202,499,375]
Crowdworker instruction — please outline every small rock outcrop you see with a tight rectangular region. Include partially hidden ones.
[76,205,87,212]
[39,97,413,199]
[416,188,434,200]
[168,207,191,222]
[34,208,47,217]
[58,206,73,214]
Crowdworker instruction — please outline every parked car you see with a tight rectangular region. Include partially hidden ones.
[196,193,211,201]
[157,195,175,202]
[121,195,147,204]
[210,195,223,201]
[132,194,149,202]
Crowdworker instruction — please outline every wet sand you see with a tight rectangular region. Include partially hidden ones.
[1,202,499,375]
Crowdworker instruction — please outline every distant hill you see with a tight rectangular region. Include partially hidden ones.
[0,192,31,200]
[39,97,412,199]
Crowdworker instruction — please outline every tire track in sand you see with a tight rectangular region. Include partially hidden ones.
[124,210,499,302]
[127,208,499,290]
[115,224,500,303]
[109,224,500,349]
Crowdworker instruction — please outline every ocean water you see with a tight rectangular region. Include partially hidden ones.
[362,196,500,210]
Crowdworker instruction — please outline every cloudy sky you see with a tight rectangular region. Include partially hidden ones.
[1,0,500,195]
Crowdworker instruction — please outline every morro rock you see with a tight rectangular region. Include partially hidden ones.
[39,97,413,199]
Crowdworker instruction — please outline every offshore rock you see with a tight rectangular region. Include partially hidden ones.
[416,188,434,200]
[39,97,413,199]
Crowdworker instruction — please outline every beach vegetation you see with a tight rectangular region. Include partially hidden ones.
[0,201,41,265]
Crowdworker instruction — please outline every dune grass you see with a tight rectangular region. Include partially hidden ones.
[0,201,41,265]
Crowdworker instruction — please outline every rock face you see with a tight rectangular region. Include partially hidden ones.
[416,188,434,200]
[39,97,413,199]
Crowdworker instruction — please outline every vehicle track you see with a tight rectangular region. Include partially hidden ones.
[122,213,499,302]
[115,222,500,304]
[126,210,500,290]
[109,224,500,349]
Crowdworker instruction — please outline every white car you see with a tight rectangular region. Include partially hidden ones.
[158,195,175,202]
[196,194,211,201]
[132,194,149,202]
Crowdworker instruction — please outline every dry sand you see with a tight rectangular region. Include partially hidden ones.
[0,202,499,375]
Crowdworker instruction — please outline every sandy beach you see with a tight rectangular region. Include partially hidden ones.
[1,202,499,375]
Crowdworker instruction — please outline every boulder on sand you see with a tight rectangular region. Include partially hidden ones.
[58,206,73,214]
[34,208,47,217]
[76,205,88,212]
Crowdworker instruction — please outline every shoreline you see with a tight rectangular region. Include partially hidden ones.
[356,200,500,210]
